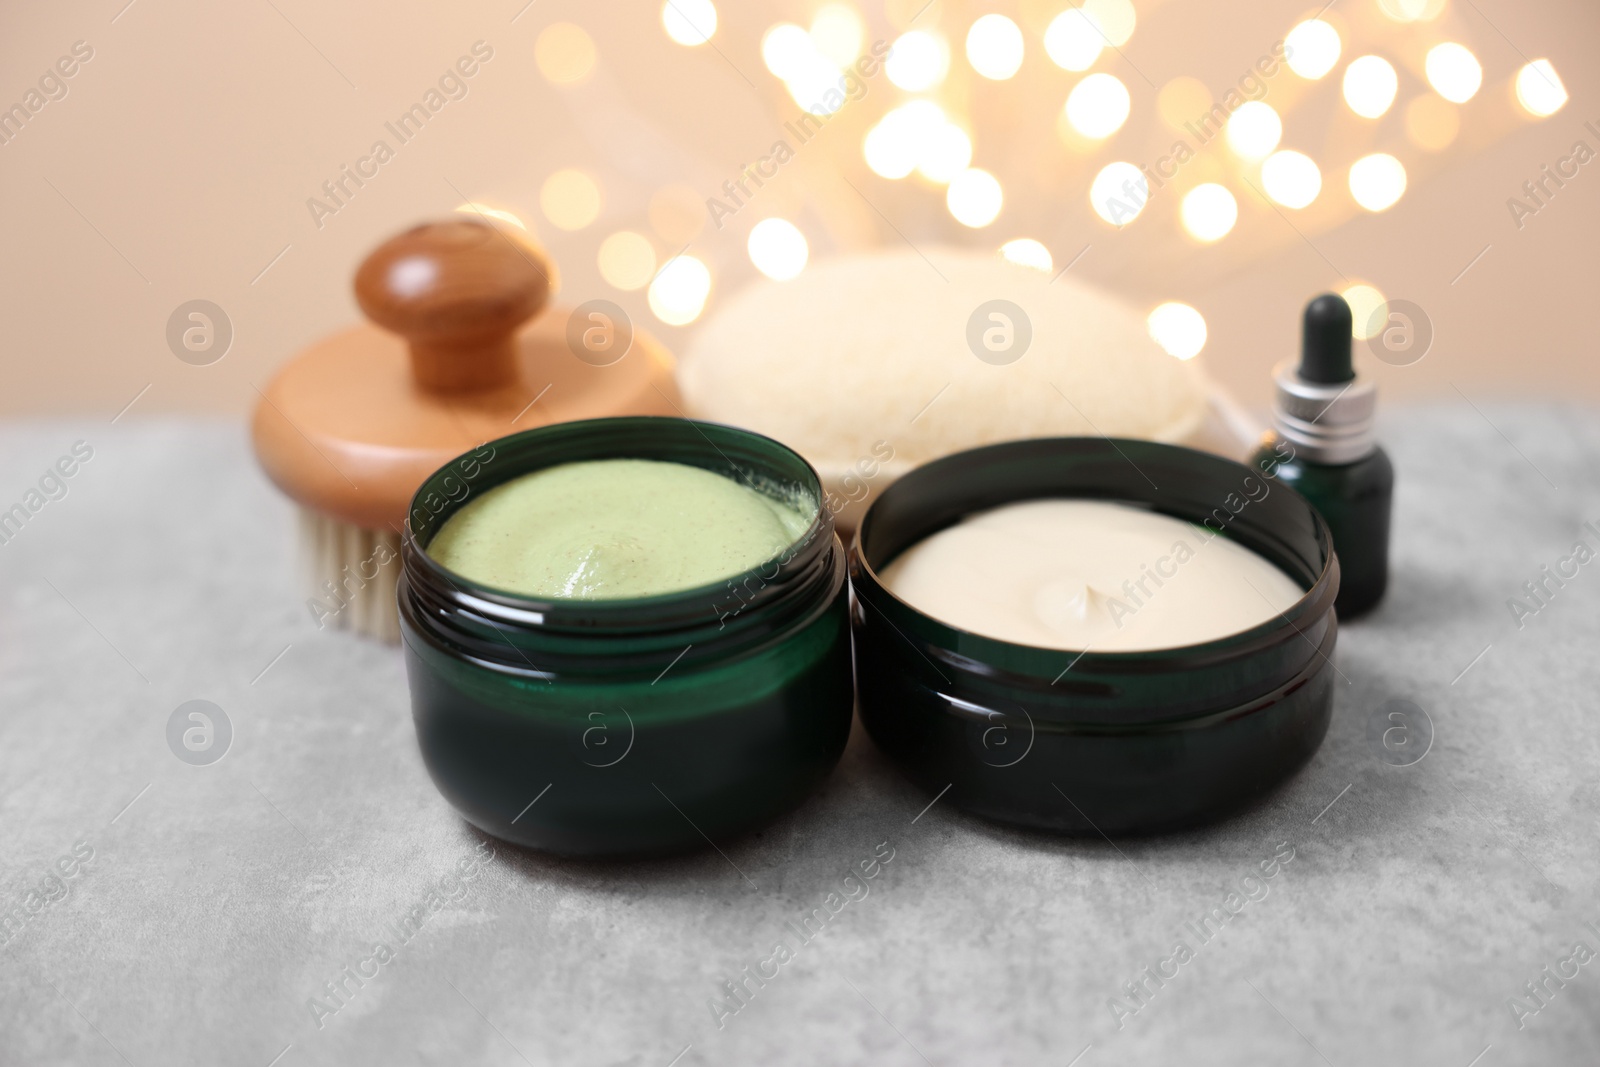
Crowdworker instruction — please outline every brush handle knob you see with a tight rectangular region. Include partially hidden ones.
[354,218,554,393]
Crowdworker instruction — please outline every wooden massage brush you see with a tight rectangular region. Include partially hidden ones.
[251,217,681,641]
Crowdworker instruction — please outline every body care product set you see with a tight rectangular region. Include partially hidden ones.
[254,219,1392,854]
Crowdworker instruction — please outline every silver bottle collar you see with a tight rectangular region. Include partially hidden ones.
[1270,360,1377,465]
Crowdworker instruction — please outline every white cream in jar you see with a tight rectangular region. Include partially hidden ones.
[878,499,1304,652]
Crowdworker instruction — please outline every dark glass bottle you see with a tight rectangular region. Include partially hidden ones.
[1249,294,1393,619]
[1255,443,1393,617]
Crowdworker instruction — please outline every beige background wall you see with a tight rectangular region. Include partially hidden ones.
[0,0,1595,418]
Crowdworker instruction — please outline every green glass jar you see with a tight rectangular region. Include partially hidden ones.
[399,417,854,856]
[850,438,1340,835]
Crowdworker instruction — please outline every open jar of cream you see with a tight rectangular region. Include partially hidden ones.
[399,417,853,856]
[850,438,1340,835]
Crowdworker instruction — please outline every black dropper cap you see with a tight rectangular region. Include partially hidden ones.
[1300,293,1354,384]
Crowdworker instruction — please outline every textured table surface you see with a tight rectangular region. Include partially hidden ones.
[1,406,1598,1067]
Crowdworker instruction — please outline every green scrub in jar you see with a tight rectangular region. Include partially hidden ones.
[426,458,813,599]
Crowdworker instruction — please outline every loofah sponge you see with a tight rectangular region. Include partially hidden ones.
[680,248,1212,522]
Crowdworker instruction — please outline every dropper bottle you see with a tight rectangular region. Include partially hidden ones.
[1250,293,1394,618]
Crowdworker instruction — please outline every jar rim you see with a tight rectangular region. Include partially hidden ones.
[850,436,1339,677]
[401,416,837,646]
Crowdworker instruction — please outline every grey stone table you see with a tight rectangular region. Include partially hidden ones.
[1,405,1597,1067]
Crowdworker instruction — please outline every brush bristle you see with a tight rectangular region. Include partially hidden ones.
[298,508,403,643]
